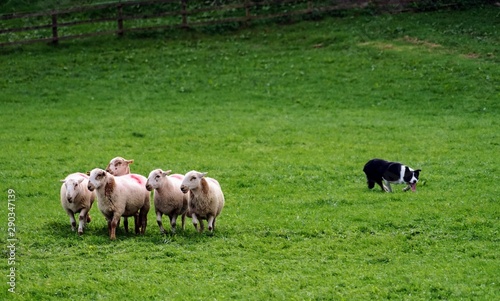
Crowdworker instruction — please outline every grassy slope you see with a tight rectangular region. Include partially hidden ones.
[0,6,499,300]
[0,0,111,13]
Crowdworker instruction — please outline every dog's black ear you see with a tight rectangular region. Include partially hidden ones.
[414,169,421,177]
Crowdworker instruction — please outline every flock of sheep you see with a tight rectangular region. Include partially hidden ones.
[59,157,225,240]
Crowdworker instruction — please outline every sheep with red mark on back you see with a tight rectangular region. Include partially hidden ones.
[106,157,134,176]
[60,173,96,235]
[180,170,224,233]
[87,168,150,240]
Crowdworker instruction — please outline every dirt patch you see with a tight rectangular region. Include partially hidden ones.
[464,53,480,59]
[358,36,443,53]
[358,41,398,50]
[401,35,441,49]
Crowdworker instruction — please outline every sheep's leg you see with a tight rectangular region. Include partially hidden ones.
[108,219,112,238]
[207,215,215,232]
[199,220,205,232]
[191,213,201,232]
[134,213,140,235]
[78,208,89,236]
[181,213,186,231]
[123,217,129,233]
[66,209,76,231]
[139,209,148,235]
[169,214,177,234]
[109,215,120,240]
[156,211,166,234]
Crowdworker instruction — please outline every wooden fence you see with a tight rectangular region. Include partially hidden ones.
[0,0,425,47]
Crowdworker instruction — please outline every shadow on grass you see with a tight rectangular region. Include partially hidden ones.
[44,219,108,239]
[43,218,223,245]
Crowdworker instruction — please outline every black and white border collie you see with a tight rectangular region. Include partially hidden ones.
[363,159,421,192]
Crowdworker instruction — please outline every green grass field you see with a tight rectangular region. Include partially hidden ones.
[1,6,499,300]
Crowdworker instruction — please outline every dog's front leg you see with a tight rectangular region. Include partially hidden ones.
[402,185,411,192]
[383,180,392,192]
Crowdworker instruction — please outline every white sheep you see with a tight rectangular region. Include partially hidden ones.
[105,156,134,232]
[106,156,134,176]
[180,170,224,233]
[60,173,96,235]
[87,168,150,240]
[146,169,189,234]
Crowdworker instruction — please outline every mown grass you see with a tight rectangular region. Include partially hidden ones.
[0,6,499,300]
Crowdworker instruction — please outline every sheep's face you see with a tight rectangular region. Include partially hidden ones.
[145,169,171,191]
[180,171,207,193]
[105,157,133,176]
[88,168,107,191]
[62,177,85,203]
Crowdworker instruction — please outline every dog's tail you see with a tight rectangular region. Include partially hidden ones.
[367,179,375,189]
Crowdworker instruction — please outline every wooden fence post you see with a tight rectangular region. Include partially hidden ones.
[181,0,187,28]
[117,3,124,37]
[245,0,251,25]
[51,13,58,45]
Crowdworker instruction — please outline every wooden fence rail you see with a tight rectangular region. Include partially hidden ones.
[0,0,415,47]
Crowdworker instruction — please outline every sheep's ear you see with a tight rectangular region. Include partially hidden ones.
[105,163,111,172]
[127,159,134,164]
[86,171,91,176]
[163,170,172,176]
[200,172,207,178]
[77,178,85,184]
[60,180,66,183]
